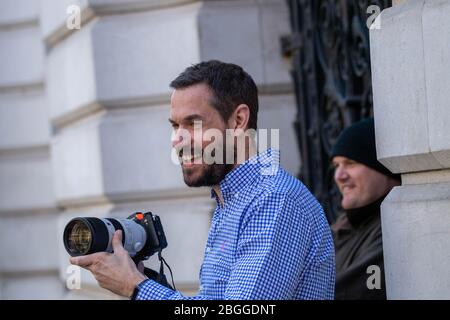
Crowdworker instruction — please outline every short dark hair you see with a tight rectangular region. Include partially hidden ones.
[170,60,259,130]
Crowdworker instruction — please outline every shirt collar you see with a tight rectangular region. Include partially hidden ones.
[210,148,280,203]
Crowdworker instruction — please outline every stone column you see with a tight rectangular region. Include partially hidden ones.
[371,0,450,299]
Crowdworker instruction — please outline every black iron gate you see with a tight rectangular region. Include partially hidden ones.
[282,0,391,223]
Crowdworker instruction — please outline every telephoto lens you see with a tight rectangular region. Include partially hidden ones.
[63,212,167,261]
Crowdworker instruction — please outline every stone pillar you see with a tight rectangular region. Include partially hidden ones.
[0,0,64,299]
[371,0,450,299]
[38,0,298,299]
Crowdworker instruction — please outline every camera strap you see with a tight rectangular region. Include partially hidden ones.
[142,266,173,290]
[136,250,176,291]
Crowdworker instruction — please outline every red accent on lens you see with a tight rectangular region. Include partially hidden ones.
[135,213,144,220]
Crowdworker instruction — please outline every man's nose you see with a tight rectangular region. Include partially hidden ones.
[171,130,181,149]
[334,166,348,183]
[171,128,191,150]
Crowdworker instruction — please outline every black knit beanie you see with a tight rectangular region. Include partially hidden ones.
[331,118,401,181]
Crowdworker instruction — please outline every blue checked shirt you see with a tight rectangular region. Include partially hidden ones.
[135,149,335,300]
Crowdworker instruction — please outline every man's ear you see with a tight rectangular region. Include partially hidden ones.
[229,104,250,131]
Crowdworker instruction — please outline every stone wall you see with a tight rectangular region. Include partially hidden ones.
[0,0,64,299]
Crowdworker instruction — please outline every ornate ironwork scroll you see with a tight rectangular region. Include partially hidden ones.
[282,0,391,223]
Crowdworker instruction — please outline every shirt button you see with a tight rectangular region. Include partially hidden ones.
[206,247,211,253]
[199,285,204,291]
[234,192,239,198]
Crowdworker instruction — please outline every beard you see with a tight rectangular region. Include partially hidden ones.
[182,162,234,187]
[178,133,239,187]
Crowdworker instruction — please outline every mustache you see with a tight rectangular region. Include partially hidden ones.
[177,147,204,159]
[176,147,224,160]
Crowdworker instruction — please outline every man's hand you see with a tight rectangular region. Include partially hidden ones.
[70,230,148,297]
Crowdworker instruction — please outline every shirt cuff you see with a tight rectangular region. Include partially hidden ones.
[134,279,176,300]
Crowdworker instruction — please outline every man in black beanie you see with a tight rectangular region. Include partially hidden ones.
[331,117,401,300]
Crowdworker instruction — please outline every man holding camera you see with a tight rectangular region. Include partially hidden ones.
[71,60,335,300]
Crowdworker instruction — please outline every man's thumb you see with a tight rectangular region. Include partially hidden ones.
[112,230,125,253]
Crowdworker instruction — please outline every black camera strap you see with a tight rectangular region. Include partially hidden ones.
[135,250,176,291]
[142,266,173,290]
[158,249,177,291]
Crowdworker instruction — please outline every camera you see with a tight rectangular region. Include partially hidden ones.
[63,212,167,262]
